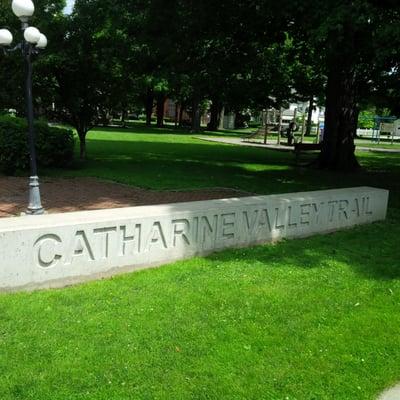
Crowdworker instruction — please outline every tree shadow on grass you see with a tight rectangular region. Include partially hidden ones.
[57,138,400,204]
[92,124,251,138]
[205,213,400,281]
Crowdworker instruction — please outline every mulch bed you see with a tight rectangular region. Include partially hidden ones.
[0,176,253,218]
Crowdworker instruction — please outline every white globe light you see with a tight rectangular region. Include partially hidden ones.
[24,26,41,44]
[12,0,35,19]
[36,33,47,49]
[0,29,13,46]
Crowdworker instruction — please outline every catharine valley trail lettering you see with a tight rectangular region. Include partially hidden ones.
[0,187,388,290]
[33,195,375,269]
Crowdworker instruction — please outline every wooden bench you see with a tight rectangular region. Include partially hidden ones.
[294,142,322,164]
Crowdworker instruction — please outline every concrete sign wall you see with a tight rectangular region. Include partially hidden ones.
[0,187,389,291]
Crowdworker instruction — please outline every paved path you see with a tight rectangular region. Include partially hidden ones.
[357,146,400,153]
[195,137,293,151]
[0,176,250,218]
[378,383,400,400]
[195,136,400,154]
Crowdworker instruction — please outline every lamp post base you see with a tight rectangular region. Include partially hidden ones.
[25,176,45,215]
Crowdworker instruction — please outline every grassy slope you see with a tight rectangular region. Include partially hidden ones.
[1,125,400,400]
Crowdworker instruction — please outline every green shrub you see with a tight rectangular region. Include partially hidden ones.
[0,116,74,175]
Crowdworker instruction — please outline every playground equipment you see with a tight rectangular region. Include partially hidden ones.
[244,108,298,144]
[244,109,281,143]
[247,109,399,148]
[358,115,400,144]
[245,106,324,146]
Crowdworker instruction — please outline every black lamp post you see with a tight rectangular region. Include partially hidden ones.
[0,0,47,215]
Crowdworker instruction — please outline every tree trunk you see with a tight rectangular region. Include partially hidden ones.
[178,103,185,127]
[100,109,111,127]
[218,107,225,130]
[235,111,242,129]
[145,88,154,127]
[277,107,283,145]
[77,129,87,160]
[305,96,314,136]
[174,102,179,128]
[191,98,201,132]
[207,99,222,131]
[156,93,166,128]
[319,65,360,170]
[121,109,127,128]
[317,18,361,171]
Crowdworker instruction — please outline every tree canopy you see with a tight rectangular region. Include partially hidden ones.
[0,0,399,168]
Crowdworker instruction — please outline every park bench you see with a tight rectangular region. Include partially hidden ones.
[294,142,322,165]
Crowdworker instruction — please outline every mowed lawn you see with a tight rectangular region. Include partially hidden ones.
[1,125,400,400]
[44,125,400,198]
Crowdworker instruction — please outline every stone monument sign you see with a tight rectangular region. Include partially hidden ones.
[0,187,389,291]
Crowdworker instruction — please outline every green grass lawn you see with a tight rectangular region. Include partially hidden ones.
[1,124,400,399]
[43,125,400,200]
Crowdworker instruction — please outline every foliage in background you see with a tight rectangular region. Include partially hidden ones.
[358,110,376,129]
[0,0,399,167]
[0,116,74,175]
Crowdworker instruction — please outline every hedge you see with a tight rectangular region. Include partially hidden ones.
[0,116,74,175]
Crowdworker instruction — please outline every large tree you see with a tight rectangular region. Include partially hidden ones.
[289,0,400,170]
[52,0,132,159]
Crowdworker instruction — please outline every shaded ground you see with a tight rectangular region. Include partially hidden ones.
[0,176,252,217]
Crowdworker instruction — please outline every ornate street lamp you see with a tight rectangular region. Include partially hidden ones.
[0,0,47,215]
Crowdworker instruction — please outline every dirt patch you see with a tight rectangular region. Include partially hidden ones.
[0,176,254,218]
